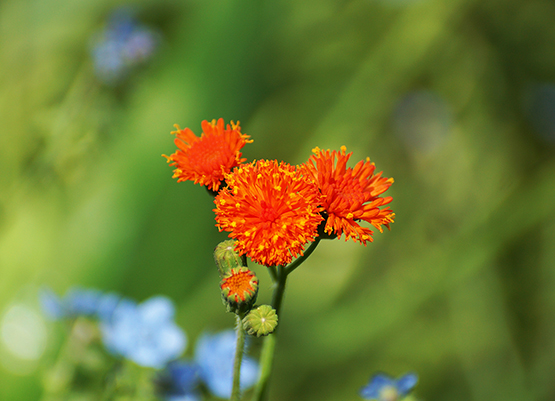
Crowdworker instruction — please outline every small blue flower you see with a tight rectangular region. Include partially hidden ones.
[360,372,418,401]
[90,7,159,85]
[65,287,103,316]
[157,329,259,400]
[101,296,187,369]
[158,361,201,401]
[194,330,259,399]
[39,286,119,320]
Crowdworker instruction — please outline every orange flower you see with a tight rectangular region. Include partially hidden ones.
[220,267,259,304]
[214,160,323,267]
[163,119,252,192]
[306,146,394,245]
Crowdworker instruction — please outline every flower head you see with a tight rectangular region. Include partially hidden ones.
[306,146,394,245]
[214,160,323,266]
[220,267,259,314]
[360,373,418,401]
[101,296,187,368]
[163,119,252,192]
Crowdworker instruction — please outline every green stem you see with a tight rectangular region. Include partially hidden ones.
[266,265,278,282]
[251,240,321,401]
[251,266,287,401]
[285,238,321,274]
[231,314,246,401]
[272,265,288,315]
[250,332,276,401]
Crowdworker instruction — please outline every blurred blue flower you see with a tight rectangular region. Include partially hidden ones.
[157,329,259,400]
[194,330,259,399]
[90,7,159,85]
[101,296,186,369]
[65,287,103,316]
[39,286,120,321]
[158,361,201,401]
[360,372,418,400]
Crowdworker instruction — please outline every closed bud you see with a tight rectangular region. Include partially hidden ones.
[242,305,278,337]
[220,267,258,315]
[214,240,243,278]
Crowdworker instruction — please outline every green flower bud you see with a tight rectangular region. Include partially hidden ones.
[220,267,258,314]
[214,240,243,278]
[242,305,278,337]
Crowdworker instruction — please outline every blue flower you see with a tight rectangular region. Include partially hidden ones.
[157,361,201,401]
[101,296,187,369]
[360,372,418,401]
[39,286,120,321]
[157,329,259,400]
[65,287,103,316]
[90,7,159,85]
[194,330,259,399]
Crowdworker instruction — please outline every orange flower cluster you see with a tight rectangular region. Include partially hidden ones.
[164,119,394,267]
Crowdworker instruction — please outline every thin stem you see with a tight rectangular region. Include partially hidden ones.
[250,333,276,401]
[266,265,278,283]
[251,241,321,401]
[285,238,321,275]
[272,265,287,315]
[251,266,287,401]
[231,314,246,401]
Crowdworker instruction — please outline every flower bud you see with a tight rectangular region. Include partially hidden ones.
[214,240,243,278]
[220,267,258,314]
[242,305,278,337]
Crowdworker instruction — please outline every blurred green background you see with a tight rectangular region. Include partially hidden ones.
[2,0,555,400]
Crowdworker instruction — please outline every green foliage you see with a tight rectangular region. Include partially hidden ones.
[1,0,555,400]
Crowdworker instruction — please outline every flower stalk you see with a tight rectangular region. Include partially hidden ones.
[231,313,247,401]
[251,239,321,401]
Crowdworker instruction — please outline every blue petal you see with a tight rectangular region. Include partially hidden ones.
[39,287,66,320]
[157,323,187,358]
[65,287,102,316]
[95,292,121,322]
[101,296,186,368]
[195,330,258,398]
[239,357,259,390]
[360,374,395,399]
[396,372,418,395]
[139,296,175,324]
[166,395,201,401]
[100,299,138,357]
[130,323,186,368]
[168,361,200,392]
